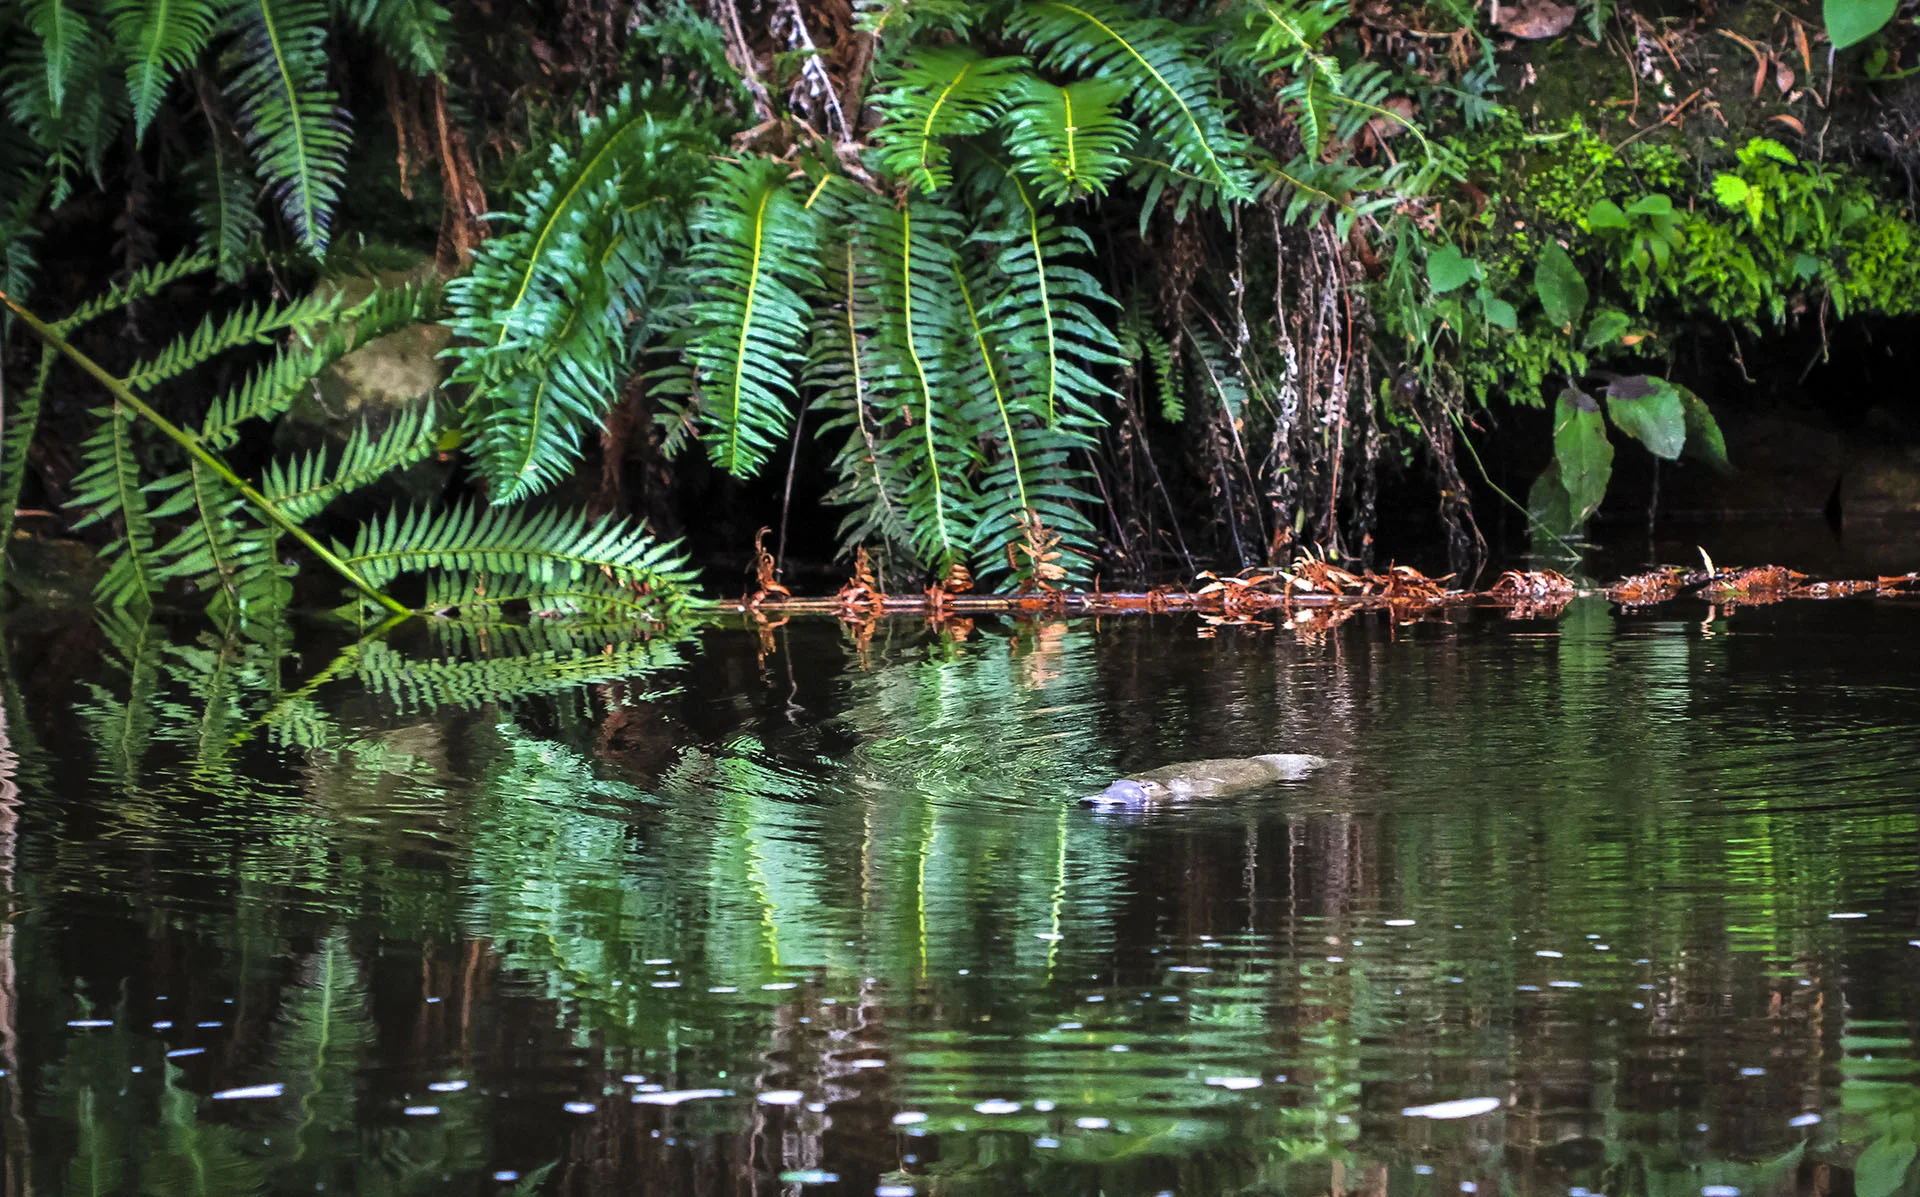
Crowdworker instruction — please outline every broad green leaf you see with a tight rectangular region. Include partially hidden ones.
[1625,193,1674,216]
[1534,243,1588,331]
[1427,244,1477,294]
[1582,309,1632,349]
[1854,1134,1916,1197]
[1605,375,1686,460]
[1553,387,1612,523]
[1479,290,1517,331]
[1586,199,1628,230]
[1678,387,1732,474]
[1826,0,1896,50]
[1526,462,1579,551]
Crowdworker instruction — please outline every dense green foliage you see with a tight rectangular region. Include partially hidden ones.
[6,0,1920,611]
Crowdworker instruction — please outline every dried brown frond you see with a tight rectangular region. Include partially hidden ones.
[1699,565,1805,600]
[1793,579,1878,598]
[1606,568,1685,606]
[941,561,974,594]
[1877,572,1920,593]
[746,527,791,607]
[1489,569,1577,600]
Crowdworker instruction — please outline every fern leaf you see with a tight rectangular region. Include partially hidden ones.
[190,131,263,281]
[106,0,221,139]
[422,570,682,621]
[260,403,440,524]
[949,252,1099,583]
[68,403,158,609]
[223,0,349,253]
[861,197,978,568]
[1009,0,1254,204]
[870,47,1028,194]
[1000,75,1135,204]
[341,0,448,76]
[15,0,97,113]
[125,290,340,392]
[53,250,215,333]
[199,282,438,448]
[667,156,821,478]
[149,461,290,621]
[0,346,54,559]
[4,0,119,199]
[806,216,916,564]
[445,89,710,501]
[339,502,698,603]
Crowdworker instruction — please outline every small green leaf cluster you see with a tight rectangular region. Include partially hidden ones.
[1532,376,1728,540]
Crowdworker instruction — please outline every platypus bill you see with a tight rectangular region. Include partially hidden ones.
[1082,754,1328,808]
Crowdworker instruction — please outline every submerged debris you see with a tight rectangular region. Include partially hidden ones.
[737,558,1920,621]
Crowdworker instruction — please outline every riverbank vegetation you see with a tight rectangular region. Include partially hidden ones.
[3,0,1919,626]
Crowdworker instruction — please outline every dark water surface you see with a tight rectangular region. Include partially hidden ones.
[2,600,1919,1196]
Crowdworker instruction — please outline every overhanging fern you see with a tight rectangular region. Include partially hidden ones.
[1009,0,1255,207]
[664,155,822,478]
[222,0,348,253]
[106,0,220,139]
[870,46,1028,195]
[445,88,711,502]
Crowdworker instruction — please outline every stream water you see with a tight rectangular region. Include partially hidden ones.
[1,598,1918,1196]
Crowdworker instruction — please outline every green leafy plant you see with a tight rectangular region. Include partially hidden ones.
[1,259,694,626]
[1532,374,1729,536]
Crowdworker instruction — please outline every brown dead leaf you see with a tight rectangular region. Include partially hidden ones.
[1497,0,1575,39]
[1774,59,1795,94]
[1794,19,1812,75]
[1770,113,1805,135]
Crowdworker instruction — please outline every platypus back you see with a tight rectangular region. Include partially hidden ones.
[1083,753,1327,808]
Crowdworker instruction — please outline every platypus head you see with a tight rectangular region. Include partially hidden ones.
[1082,778,1151,809]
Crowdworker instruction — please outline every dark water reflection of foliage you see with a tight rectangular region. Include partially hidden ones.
[2,601,1920,1196]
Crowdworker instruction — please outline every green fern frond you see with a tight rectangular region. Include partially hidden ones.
[105,0,221,139]
[967,163,1125,428]
[54,250,215,333]
[863,197,978,569]
[446,88,710,501]
[806,212,916,563]
[341,0,448,76]
[0,346,54,559]
[1009,0,1254,204]
[148,461,291,621]
[1183,321,1247,419]
[261,403,440,524]
[870,47,1028,194]
[339,502,697,602]
[1000,75,1135,204]
[199,281,438,448]
[68,403,158,609]
[948,251,1099,583]
[663,155,821,479]
[3,0,120,200]
[124,290,340,392]
[1147,326,1182,421]
[190,131,263,281]
[223,0,349,253]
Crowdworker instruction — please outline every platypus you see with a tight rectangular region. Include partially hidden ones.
[1082,754,1327,808]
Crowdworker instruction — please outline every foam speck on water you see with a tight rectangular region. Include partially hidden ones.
[1075,1117,1110,1129]
[404,1106,439,1116]
[1402,1097,1502,1119]
[758,1090,804,1106]
[428,1081,468,1092]
[563,1102,595,1114]
[1828,912,1867,920]
[1386,919,1416,926]
[891,1111,928,1126]
[974,1100,1020,1114]
[1205,1077,1262,1090]
[1536,950,1563,958]
[1789,1113,1821,1127]
[212,1084,284,1100]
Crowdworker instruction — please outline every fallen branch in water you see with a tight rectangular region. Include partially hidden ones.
[728,553,1920,622]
